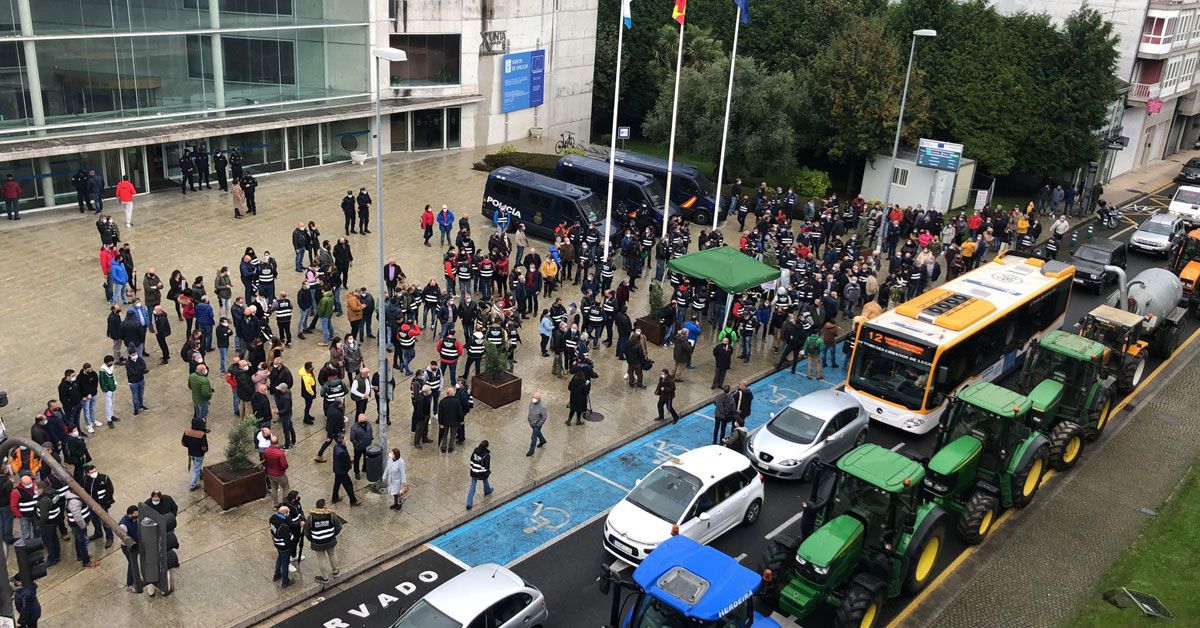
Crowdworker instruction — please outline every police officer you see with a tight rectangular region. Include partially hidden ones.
[194,148,212,190]
[356,187,372,235]
[461,330,486,380]
[269,505,296,587]
[179,149,197,194]
[240,171,258,214]
[35,480,62,567]
[305,498,345,583]
[229,147,244,181]
[1044,235,1060,261]
[273,292,294,346]
[213,149,229,191]
[73,168,90,212]
[341,191,357,235]
[83,463,116,548]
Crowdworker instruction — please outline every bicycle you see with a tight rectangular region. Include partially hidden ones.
[555,131,577,155]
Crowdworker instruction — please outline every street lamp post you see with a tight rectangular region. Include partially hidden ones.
[878,28,936,252]
[370,47,406,454]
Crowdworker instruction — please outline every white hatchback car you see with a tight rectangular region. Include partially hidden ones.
[603,445,765,564]
[390,564,548,628]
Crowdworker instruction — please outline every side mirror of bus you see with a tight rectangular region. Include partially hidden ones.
[936,366,949,384]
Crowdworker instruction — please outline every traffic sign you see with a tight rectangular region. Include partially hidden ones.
[617,126,631,140]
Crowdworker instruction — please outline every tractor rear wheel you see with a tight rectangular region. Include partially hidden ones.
[1086,391,1114,441]
[1150,324,1179,359]
[1048,421,1086,471]
[1010,445,1049,508]
[1118,355,1146,392]
[835,585,885,628]
[902,522,945,595]
[956,491,998,545]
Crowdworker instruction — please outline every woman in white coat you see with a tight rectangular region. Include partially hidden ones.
[383,447,409,510]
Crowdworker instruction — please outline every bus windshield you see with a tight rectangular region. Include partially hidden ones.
[849,328,935,411]
[630,593,750,627]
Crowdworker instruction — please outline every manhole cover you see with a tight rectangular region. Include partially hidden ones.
[585,411,605,422]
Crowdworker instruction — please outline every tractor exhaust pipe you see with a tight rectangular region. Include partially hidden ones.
[1105,265,1127,309]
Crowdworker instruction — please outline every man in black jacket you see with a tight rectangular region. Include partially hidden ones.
[252,383,273,426]
[213,149,229,191]
[107,305,125,363]
[330,435,359,506]
[58,370,83,429]
[292,223,309,272]
[76,363,99,433]
[437,386,464,453]
[82,463,116,548]
[152,305,172,364]
[120,310,146,358]
[125,351,149,415]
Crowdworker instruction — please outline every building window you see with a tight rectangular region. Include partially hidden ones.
[892,167,909,187]
[183,0,294,15]
[187,36,296,85]
[389,35,461,86]
[412,108,445,150]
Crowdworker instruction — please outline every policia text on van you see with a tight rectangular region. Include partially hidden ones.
[481,167,611,241]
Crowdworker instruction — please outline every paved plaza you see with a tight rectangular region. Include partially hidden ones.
[0,139,781,627]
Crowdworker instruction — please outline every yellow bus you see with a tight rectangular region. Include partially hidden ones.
[846,253,1075,434]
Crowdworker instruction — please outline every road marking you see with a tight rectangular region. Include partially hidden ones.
[695,412,716,422]
[766,511,806,540]
[1110,223,1137,239]
[580,468,631,493]
[890,442,906,452]
[507,509,613,568]
[886,324,1200,628]
[735,553,747,563]
[426,544,471,571]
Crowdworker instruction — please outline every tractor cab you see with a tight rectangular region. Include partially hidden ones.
[1079,305,1151,392]
[1169,228,1200,312]
[1017,331,1109,426]
[927,382,1035,502]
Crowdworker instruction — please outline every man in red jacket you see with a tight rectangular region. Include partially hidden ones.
[115,175,137,228]
[262,436,290,507]
[2,174,20,221]
[420,204,435,247]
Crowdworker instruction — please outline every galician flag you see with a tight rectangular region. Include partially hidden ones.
[672,0,687,25]
[732,0,749,23]
[621,0,633,28]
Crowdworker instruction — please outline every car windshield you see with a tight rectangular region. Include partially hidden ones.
[1187,158,1200,168]
[626,466,704,523]
[577,193,603,224]
[767,407,826,444]
[1140,220,1175,236]
[1175,189,1200,205]
[849,343,931,411]
[391,599,460,628]
[644,180,666,209]
[1072,246,1111,264]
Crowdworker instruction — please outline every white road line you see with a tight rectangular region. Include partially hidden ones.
[1111,223,1137,238]
[427,544,472,570]
[580,468,631,492]
[766,511,806,540]
[735,553,747,563]
[695,412,716,422]
[890,442,906,452]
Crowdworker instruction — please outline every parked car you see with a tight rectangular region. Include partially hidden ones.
[745,389,868,481]
[1069,239,1127,293]
[1130,213,1186,256]
[603,445,764,564]
[1175,157,1200,184]
[390,564,548,628]
[1168,185,1200,225]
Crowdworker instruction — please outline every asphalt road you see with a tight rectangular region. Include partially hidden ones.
[280,197,1197,628]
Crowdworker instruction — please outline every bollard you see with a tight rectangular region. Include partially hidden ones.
[1087,225,1094,240]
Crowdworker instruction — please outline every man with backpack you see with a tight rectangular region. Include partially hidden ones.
[804,331,825,380]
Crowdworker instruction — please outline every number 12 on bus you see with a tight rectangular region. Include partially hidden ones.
[845,254,1075,434]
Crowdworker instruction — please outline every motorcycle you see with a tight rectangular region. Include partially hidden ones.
[1096,201,1120,229]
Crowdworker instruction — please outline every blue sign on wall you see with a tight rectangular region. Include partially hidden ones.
[501,49,545,113]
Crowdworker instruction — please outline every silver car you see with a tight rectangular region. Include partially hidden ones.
[1130,213,1185,256]
[745,389,868,480]
[391,564,548,628]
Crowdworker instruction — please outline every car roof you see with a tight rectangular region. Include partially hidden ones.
[490,166,594,201]
[1142,213,1179,227]
[1075,239,1124,253]
[783,388,860,420]
[424,564,526,623]
[664,445,752,483]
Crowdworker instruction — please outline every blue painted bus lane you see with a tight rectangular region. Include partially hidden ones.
[429,363,848,568]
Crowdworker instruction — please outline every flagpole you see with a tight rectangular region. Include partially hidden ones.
[712,5,741,232]
[662,18,686,241]
[602,13,626,264]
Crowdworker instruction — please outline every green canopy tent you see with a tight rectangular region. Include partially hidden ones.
[667,246,782,330]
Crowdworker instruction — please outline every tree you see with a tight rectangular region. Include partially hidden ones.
[642,57,803,177]
[801,17,929,163]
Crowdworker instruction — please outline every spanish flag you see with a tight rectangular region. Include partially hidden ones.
[672,0,687,24]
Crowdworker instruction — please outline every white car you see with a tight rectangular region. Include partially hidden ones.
[746,389,869,480]
[390,564,548,628]
[603,445,765,564]
[1168,185,1200,225]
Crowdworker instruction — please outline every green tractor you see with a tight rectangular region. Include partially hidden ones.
[922,381,1051,545]
[1017,329,1119,455]
[761,443,947,628]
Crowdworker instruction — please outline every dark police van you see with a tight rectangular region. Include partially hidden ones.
[481,166,611,241]
[554,155,676,232]
[611,149,721,224]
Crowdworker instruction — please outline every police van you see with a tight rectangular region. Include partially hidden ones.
[554,155,673,231]
[481,166,611,241]
[611,149,722,224]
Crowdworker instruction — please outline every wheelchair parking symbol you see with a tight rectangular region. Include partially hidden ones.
[649,439,690,465]
[523,502,571,534]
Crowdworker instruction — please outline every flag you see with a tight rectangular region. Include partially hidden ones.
[621,0,633,28]
[672,0,687,25]
[732,0,749,23]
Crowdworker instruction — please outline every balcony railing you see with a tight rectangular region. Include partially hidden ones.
[1130,82,1163,101]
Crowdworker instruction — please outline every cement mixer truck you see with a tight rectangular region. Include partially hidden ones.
[1078,267,1187,391]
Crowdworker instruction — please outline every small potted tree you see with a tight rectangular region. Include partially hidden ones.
[202,416,268,510]
[635,283,668,345]
[472,341,522,409]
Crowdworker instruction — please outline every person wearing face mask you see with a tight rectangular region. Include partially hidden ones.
[356,187,372,234]
[117,504,140,591]
[64,488,99,569]
[341,191,357,235]
[35,479,62,567]
[146,490,178,517]
[62,425,92,483]
[99,355,119,428]
[10,474,39,542]
[82,463,116,548]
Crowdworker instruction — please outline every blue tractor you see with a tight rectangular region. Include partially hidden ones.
[599,535,781,627]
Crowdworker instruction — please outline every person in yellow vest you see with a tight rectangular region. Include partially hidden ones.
[960,237,978,271]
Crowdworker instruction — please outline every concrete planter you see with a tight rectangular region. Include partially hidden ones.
[529,127,544,139]
[635,316,666,346]
[472,372,522,409]
[203,462,268,510]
